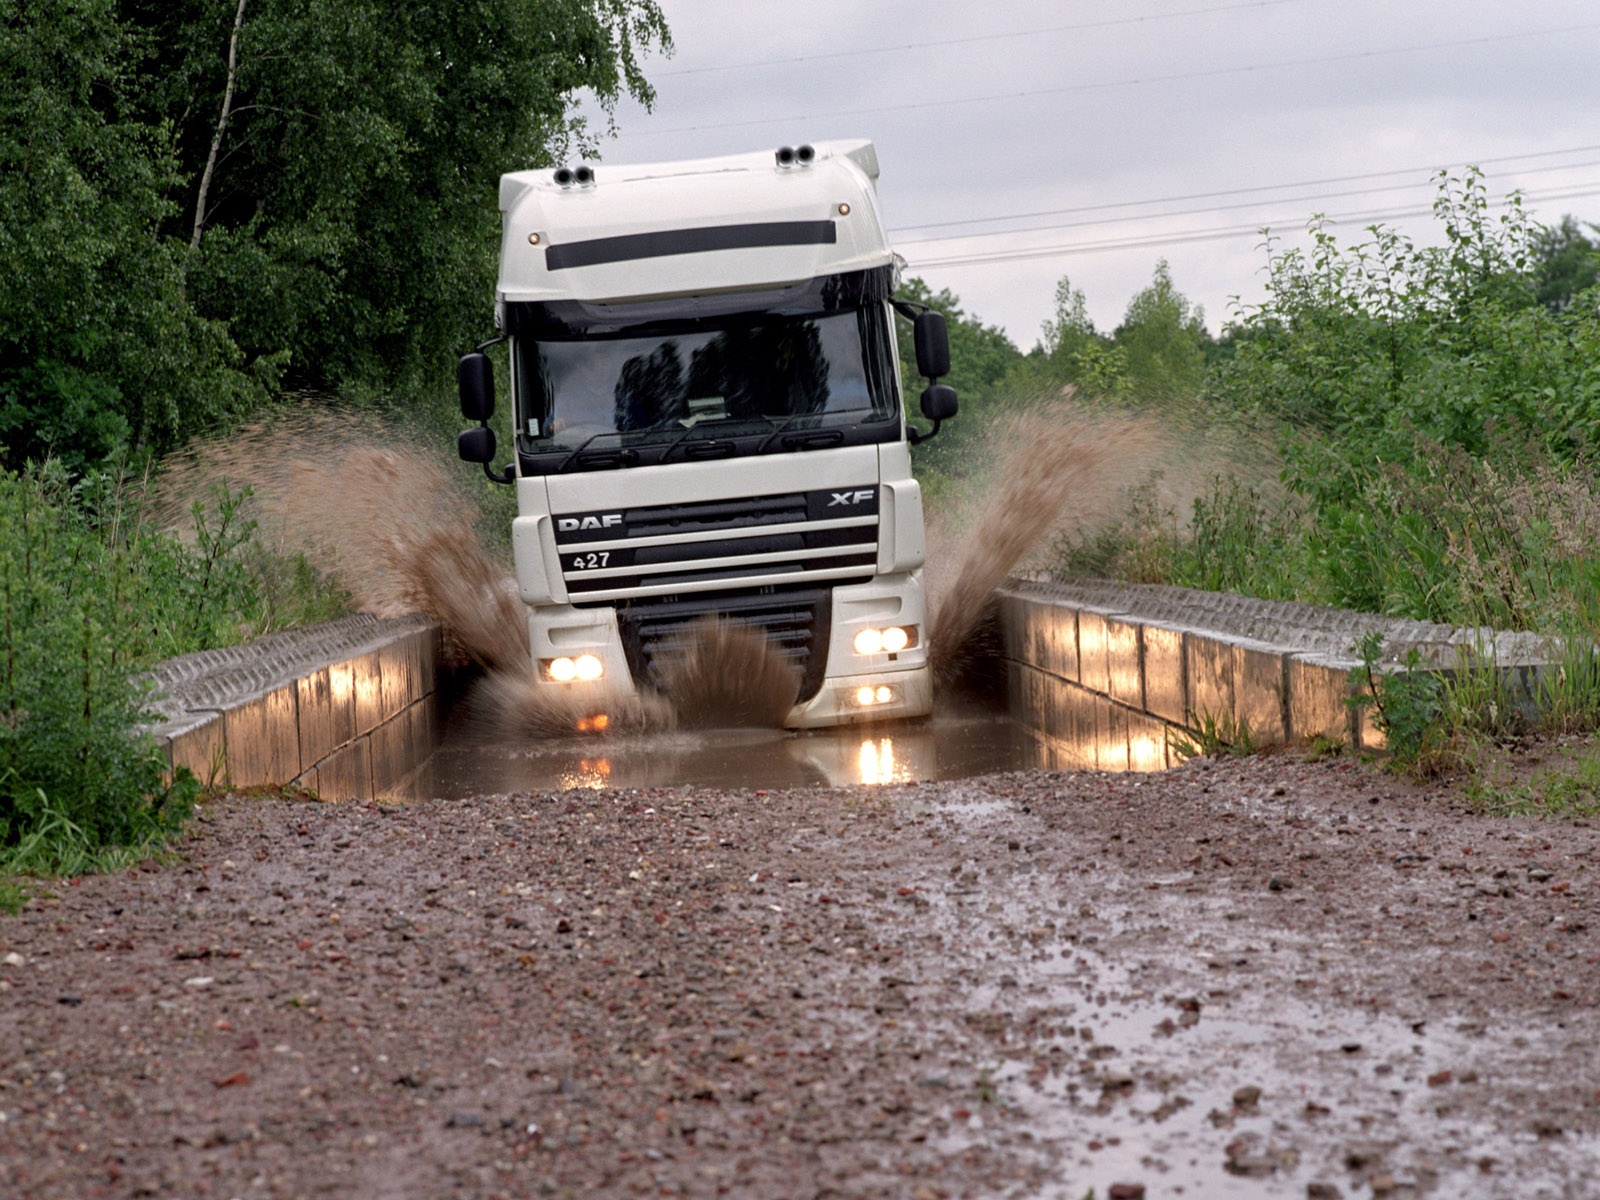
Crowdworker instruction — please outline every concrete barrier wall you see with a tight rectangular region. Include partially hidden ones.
[997,583,1387,771]
[143,615,444,800]
[997,579,1571,771]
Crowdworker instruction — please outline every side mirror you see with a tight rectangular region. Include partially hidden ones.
[913,310,951,380]
[458,352,495,422]
[458,425,496,465]
[920,383,958,422]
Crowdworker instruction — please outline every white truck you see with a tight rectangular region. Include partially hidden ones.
[457,140,956,728]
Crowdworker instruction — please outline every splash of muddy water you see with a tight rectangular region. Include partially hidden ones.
[159,400,1244,735]
[924,404,1165,689]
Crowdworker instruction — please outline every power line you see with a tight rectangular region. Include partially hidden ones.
[904,183,1600,269]
[653,0,1310,78]
[891,157,1600,250]
[625,22,1600,138]
[889,143,1600,236]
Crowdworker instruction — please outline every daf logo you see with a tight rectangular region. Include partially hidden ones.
[828,490,874,507]
[557,513,623,532]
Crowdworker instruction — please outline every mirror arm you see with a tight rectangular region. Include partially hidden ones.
[482,460,515,485]
[906,419,942,445]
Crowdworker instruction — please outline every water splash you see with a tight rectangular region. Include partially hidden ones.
[157,397,1252,736]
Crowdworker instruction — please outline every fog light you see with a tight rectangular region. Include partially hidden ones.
[851,684,898,708]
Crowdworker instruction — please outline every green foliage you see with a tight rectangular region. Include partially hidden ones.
[0,467,198,866]
[1169,709,1258,761]
[1466,747,1600,819]
[1113,259,1209,403]
[1211,171,1600,470]
[893,276,1024,497]
[1039,274,1127,396]
[1348,634,1446,774]
[0,0,270,471]
[0,1,671,469]
[1532,215,1600,313]
[0,463,345,875]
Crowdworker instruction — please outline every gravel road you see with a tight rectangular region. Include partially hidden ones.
[2,749,1598,1199]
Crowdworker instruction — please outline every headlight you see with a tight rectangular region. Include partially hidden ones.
[543,654,605,682]
[853,625,917,656]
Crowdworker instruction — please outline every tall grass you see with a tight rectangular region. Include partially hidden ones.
[0,461,348,885]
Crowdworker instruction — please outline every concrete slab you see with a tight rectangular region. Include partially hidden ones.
[1233,640,1290,746]
[1287,655,1356,747]
[1140,623,1187,726]
[1127,711,1169,772]
[222,685,301,787]
[1184,632,1235,728]
[1094,698,1130,773]
[158,712,226,786]
[296,666,338,773]
[312,738,374,802]
[1105,616,1143,709]
[1076,608,1113,697]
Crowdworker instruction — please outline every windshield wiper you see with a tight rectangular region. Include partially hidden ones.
[555,431,637,473]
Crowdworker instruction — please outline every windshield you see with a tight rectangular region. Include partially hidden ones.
[512,305,899,472]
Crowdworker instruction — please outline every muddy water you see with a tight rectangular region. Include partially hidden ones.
[160,401,1229,787]
[415,700,1038,796]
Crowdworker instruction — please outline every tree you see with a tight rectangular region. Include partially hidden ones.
[893,276,1019,406]
[0,0,264,470]
[125,0,672,392]
[1038,273,1126,396]
[1532,215,1600,313]
[1112,259,1208,403]
[0,0,671,470]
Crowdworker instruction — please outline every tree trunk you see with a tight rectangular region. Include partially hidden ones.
[191,0,248,251]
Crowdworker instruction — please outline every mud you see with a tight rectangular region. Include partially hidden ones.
[3,747,1597,1199]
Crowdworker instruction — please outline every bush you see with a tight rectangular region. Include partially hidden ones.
[0,467,197,867]
[0,462,350,875]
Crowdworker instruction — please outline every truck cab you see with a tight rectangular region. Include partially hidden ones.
[458,140,955,728]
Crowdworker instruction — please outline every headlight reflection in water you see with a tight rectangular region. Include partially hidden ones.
[560,758,612,790]
[857,737,913,785]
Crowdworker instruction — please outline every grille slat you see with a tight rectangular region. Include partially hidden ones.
[617,588,833,704]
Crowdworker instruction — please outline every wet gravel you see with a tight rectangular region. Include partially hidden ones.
[2,750,1599,1199]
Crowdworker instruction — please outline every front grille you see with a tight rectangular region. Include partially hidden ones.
[616,587,832,704]
[555,487,879,604]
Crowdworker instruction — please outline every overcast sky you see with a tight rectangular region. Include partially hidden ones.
[579,0,1600,350]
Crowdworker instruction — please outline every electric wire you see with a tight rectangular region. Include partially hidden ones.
[625,21,1600,138]
[890,157,1600,249]
[652,0,1312,77]
[904,183,1600,269]
[889,144,1600,236]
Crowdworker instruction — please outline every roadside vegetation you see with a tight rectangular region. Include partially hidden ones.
[0,0,670,884]
[907,172,1600,790]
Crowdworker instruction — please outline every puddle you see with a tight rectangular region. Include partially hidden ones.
[409,701,1041,795]
[906,795,1600,1198]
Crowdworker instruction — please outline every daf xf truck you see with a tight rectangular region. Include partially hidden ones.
[457,140,956,728]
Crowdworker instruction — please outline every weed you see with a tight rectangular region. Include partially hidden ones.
[1349,634,1458,777]
[1303,732,1347,761]
[1466,748,1600,819]
[0,877,27,914]
[975,1067,999,1106]
[1170,710,1258,761]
